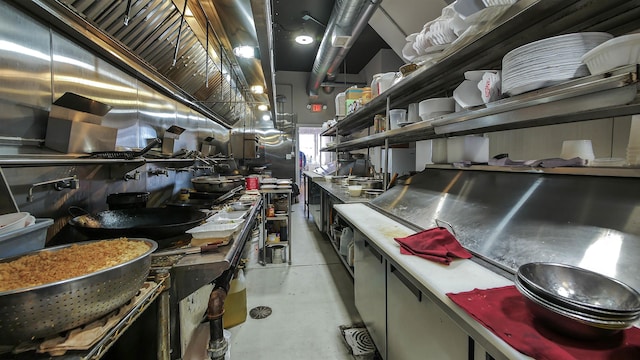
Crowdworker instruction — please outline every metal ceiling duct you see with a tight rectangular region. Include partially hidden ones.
[307,0,382,97]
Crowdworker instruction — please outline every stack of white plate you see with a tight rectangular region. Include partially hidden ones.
[502,32,613,96]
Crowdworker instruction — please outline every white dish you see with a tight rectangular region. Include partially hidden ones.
[419,97,456,119]
[276,179,292,185]
[207,210,248,223]
[276,185,292,189]
[261,178,278,184]
[453,80,484,109]
[261,184,277,189]
[0,212,32,235]
[581,34,640,75]
[502,32,612,95]
[454,0,487,19]
[187,222,243,239]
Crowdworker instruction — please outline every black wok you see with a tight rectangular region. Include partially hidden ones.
[69,207,207,245]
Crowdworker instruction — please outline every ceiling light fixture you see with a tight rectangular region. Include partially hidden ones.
[233,45,258,59]
[262,114,271,121]
[295,34,313,45]
[251,85,264,94]
[257,104,269,111]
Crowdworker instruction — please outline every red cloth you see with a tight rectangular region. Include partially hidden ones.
[447,286,640,360]
[393,227,472,265]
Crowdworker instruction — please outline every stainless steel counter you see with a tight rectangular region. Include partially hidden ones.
[166,200,260,301]
[311,178,370,204]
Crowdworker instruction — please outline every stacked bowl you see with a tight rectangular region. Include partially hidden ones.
[515,262,640,339]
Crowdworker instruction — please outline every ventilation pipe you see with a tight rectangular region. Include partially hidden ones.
[307,0,383,97]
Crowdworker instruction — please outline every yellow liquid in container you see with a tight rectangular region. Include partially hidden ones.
[223,269,247,328]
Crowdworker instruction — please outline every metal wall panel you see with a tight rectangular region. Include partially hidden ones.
[0,1,51,139]
[371,168,640,292]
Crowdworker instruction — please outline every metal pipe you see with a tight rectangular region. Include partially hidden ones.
[156,270,171,360]
[27,175,78,202]
[307,0,383,96]
[172,0,188,67]
[123,0,133,26]
[207,287,228,360]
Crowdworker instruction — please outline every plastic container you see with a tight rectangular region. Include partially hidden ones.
[447,136,489,163]
[561,140,595,161]
[0,218,53,258]
[245,176,259,190]
[335,92,346,117]
[389,109,407,130]
[223,268,247,328]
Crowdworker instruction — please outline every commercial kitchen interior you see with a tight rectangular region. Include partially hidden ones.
[2,0,640,359]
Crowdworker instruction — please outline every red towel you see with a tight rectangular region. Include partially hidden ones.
[447,286,640,360]
[394,227,472,265]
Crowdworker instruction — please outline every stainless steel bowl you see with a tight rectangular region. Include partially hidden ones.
[516,278,627,339]
[0,238,157,345]
[518,262,640,313]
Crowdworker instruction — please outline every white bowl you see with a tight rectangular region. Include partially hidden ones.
[561,140,595,160]
[419,97,456,121]
[0,212,32,235]
[454,0,487,18]
[582,34,640,75]
[453,80,484,109]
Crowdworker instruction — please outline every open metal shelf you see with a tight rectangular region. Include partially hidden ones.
[322,0,640,138]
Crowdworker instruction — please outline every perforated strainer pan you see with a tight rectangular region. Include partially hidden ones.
[0,238,157,345]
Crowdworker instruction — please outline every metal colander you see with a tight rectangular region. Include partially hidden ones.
[0,238,157,345]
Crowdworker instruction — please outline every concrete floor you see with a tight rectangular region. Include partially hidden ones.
[227,201,361,359]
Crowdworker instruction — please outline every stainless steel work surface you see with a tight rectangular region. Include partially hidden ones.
[311,178,370,204]
[370,168,640,292]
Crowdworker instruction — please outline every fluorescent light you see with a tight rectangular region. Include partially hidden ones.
[251,85,264,94]
[295,35,313,45]
[258,104,268,111]
[233,45,257,59]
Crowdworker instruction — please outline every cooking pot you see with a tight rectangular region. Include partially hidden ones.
[191,176,239,193]
[356,178,383,189]
[107,192,149,210]
[68,207,207,247]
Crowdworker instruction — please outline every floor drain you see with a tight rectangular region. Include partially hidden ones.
[249,306,272,319]
[342,327,376,358]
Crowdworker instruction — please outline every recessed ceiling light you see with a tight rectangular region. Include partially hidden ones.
[262,114,271,121]
[258,104,268,111]
[295,35,314,45]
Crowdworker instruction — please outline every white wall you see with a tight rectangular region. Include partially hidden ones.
[359,48,406,86]
[275,71,356,126]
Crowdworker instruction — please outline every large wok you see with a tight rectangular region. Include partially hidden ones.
[69,207,207,246]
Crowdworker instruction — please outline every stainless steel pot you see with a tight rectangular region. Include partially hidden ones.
[0,238,157,345]
[191,176,238,193]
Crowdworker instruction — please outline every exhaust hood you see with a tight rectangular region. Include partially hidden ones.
[23,0,275,128]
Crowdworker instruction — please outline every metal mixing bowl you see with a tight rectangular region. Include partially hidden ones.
[518,262,640,313]
[0,238,157,345]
